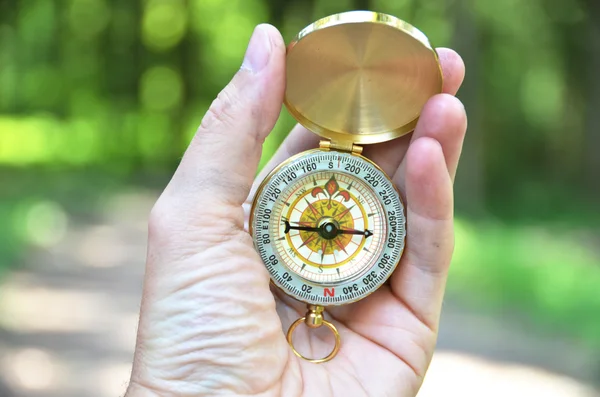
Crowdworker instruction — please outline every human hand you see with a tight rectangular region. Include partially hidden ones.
[126,24,466,397]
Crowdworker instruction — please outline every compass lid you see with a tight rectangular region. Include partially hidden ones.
[284,11,443,145]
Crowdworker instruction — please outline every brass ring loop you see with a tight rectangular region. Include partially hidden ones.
[286,317,341,364]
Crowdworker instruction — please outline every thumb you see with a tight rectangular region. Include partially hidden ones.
[132,26,289,390]
[164,24,286,210]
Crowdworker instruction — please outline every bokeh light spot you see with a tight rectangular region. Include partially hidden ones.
[9,349,57,391]
[64,119,102,164]
[68,0,110,40]
[137,112,170,158]
[140,66,183,111]
[191,0,266,80]
[521,65,564,131]
[25,201,68,247]
[142,0,187,51]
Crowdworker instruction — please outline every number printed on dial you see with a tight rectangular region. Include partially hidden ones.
[251,149,406,305]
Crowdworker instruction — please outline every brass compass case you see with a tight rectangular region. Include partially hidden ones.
[285,11,443,146]
[249,11,443,363]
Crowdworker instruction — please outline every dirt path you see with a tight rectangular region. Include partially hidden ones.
[0,190,597,397]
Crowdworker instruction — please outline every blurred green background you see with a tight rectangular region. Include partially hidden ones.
[0,0,599,359]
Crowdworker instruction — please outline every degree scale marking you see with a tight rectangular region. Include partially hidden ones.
[252,150,405,305]
[260,155,398,286]
[277,172,381,277]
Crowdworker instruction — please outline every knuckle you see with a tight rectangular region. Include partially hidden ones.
[183,165,251,207]
[438,93,466,117]
[194,78,265,147]
[198,86,239,133]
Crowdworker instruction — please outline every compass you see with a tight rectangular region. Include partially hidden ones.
[249,11,442,363]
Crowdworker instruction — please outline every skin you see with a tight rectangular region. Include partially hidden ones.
[126,24,467,397]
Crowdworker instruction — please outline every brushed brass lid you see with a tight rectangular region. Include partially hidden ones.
[284,11,443,145]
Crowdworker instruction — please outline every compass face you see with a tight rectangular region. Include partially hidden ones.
[251,149,406,305]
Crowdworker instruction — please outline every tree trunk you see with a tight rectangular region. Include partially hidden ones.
[451,0,486,216]
[583,6,600,198]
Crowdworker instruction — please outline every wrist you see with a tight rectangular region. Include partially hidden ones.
[126,369,223,397]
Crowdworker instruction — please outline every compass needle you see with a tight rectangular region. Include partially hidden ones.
[293,220,316,226]
[337,227,374,238]
[249,10,438,363]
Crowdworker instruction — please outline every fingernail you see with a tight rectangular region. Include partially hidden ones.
[241,24,272,73]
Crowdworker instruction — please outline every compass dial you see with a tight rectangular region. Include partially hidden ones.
[251,149,406,305]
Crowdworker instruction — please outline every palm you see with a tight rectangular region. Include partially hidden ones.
[240,133,455,396]
[272,286,430,397]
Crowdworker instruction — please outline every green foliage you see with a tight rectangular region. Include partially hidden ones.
[0,0,596,200]
[452,218,600,349]
[0,0,598,349]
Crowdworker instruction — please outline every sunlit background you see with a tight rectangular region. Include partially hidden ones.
[0,0,599,396]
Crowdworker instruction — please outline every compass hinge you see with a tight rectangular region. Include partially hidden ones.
[319,140,363,155]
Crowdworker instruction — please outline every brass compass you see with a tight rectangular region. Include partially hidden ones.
[250,10,442,363]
